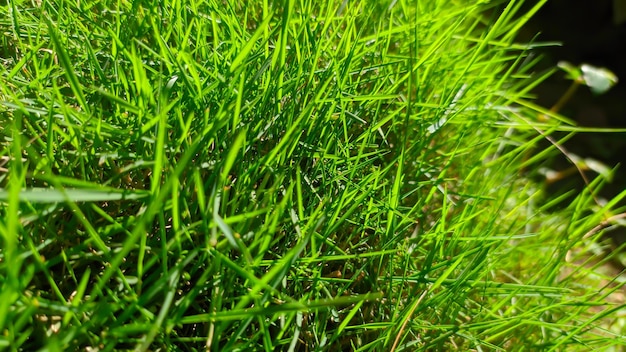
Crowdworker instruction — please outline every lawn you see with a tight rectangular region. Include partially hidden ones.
[1,0,625,350]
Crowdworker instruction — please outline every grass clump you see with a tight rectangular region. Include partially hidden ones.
[1,0,625,350]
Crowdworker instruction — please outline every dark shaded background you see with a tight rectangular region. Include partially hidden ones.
[519,0,626,247]
[521,0,626,148]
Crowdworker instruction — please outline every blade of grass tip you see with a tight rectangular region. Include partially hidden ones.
[272,0,293,109]
[92,87,141,115]
[45,17,90,116]
[178,22,204,93]
[230,12,274,73]
[502,0,549,42]
[262,112,307,167]
[220,128,247,184]
[138,37,160,97]
[286,312,303,352]
[328,299,366,346]
[430,253,466,293]
[8,0,22,40]
[6,42,45,80]
[212,178,243,254]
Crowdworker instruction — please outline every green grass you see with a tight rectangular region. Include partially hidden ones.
[1,0,625,350]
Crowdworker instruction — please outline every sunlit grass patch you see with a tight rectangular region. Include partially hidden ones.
[0,0,625,350]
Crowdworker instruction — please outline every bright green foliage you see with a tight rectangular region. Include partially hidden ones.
[0,0,624,350]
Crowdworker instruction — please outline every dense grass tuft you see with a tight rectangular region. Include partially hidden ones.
[1,0,625,350]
